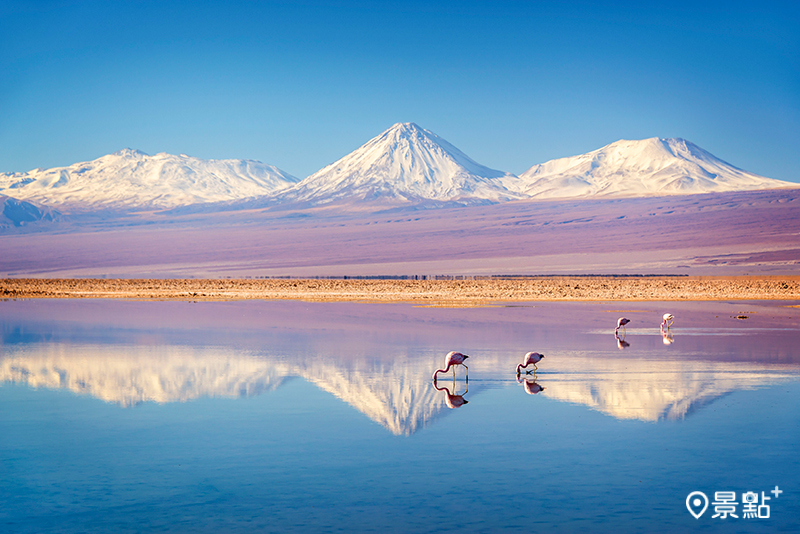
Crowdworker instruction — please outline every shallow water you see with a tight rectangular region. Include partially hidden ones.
[1,299,799,533]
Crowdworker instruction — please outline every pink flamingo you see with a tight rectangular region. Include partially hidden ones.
[433,381,469,408]
[661,313,674,329]
[516,352,545,375]
[615,317,630,335]
[432,351,469,382]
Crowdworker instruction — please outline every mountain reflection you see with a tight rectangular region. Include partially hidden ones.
[0,344,467,436]
[0,344,293,407]
[2,343,799,432]
[293,354,456,435]
[539,356,797,421]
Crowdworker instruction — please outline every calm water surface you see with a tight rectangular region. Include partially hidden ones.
[1,299,799,533]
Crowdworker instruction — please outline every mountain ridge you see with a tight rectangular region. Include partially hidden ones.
[1,127,796,216]
[516,137,791,199]
[0,149,299,212]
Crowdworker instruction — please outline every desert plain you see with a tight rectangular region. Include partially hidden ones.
[3,276,799,304]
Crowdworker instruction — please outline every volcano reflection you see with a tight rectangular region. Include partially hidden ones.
[2,341,799,433]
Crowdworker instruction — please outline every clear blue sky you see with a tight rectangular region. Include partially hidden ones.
[2,0,798,182]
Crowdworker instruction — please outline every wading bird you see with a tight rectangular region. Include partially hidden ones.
[432,351,469,382]
[661,313,674,329]
[516,352,545,375]
[615,317,630,335]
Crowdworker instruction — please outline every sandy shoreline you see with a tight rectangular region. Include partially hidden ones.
[2,277,800,304]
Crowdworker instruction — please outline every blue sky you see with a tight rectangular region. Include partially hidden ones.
[1,0,798,182]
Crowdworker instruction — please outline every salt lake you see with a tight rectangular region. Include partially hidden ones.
[1,299,798,533]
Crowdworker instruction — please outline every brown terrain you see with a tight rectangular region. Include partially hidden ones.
[2,189,800,279]
[2,276,799,304]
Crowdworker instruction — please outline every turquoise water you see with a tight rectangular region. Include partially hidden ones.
[1,299,799,533]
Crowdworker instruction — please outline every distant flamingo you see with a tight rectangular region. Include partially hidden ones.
[615,317,630,335]
[432,351,469,382]
[517,376,546,395]
[433,381,469,408]
[661,313,674,329]
[516,352,545,375]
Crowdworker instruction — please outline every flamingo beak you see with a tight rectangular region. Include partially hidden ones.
[464,355,469,359]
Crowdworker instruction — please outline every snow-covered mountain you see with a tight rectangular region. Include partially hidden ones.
[0,149,299,212]
[2,132,795,216]
[1,194,60,228]
[277,122,522,207]
[516,137,794,199]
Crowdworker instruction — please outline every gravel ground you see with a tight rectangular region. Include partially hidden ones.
[2,277,800,304]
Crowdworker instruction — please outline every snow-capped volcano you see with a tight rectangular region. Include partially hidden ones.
[516,137,795,199]
[0,149,299,211]
[279,122,521,206]
[3,132,794,216]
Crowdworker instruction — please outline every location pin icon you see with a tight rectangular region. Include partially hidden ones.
[686,491,709,519]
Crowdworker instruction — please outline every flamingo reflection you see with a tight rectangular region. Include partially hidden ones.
[432,351,469,383]
[661,329,674,345]
[433,380,469,409]
[615,333,630,349]
[516,352,545,375]
[517,375,546,395]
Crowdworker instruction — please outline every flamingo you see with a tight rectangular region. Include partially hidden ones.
[661,313,674,329]
[615,317,630,335]
[516,352,545,375]
[433,381,469,408]
[432,351,469,382]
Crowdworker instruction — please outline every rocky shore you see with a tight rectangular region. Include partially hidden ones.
[2,276,799,304]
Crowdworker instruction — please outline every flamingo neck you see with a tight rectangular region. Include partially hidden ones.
[432,367,449,380]
[516,363,524,374]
